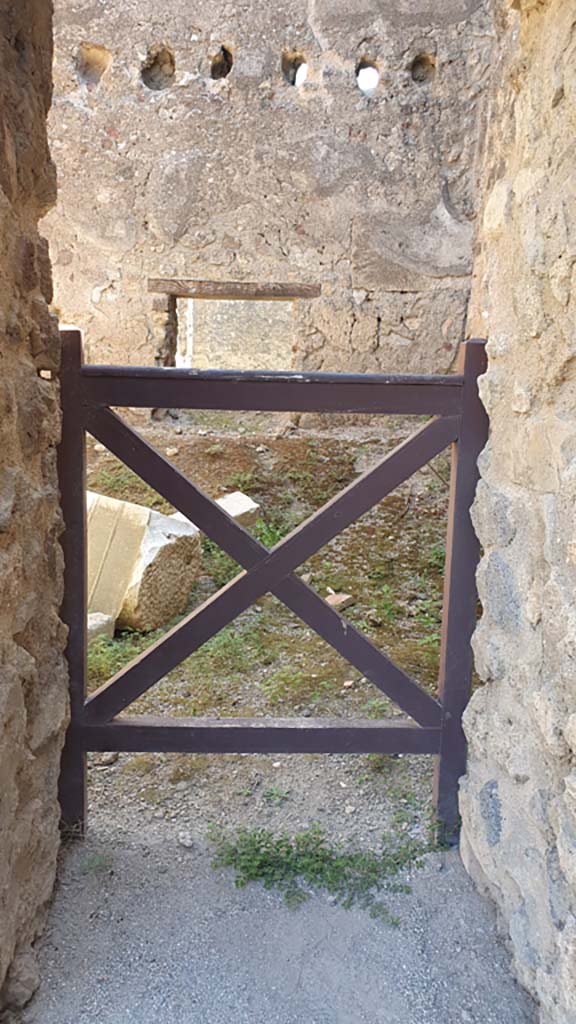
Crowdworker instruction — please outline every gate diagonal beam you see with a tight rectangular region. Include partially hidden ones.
[85,408,457,725]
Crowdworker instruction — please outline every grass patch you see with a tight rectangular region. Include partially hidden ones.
[80,852,114,875]
[225,469,259,493]
[123,753,156,775]
[201,514,300,591]
[373,582,401,623]
[209,824,429,921]
[87,631,163,691]
[88,458,172,513]
[362,697,394,719]
[260,667,340,708]
[201,538,240,590]
[263,786,291,806]
[168,754,210,783]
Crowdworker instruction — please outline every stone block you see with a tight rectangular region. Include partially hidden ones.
[217,491,261,528]
[325,592,355,611]
[117,509,202,633]
[171,490,261,531]
[87,491,202,633]
[87,612,115,643]
[87,491,149,622]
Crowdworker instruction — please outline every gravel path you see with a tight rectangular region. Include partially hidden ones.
[19,420,536,1024]
[21,807,536,1024]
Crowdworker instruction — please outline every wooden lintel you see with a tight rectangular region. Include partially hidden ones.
[147,278,322,301]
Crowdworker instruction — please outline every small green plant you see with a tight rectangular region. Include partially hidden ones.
[415,593,442,629]
[366,753,399,776]
[362,697,393,719]
[80,852,114,875]
[254,517,286,548]
[261,668,307,705]
[425,541,445,573]
[168,754,209,783]
[375,582,400,622]
[88,459,171,512]
[260,668,338,708]
[87,630,163,691]
[206,443,224,457]
[123,753,156,775]
[209,824,428,921]
[263,786,291,806]
[225,469,258,492]
[202,537,240,589]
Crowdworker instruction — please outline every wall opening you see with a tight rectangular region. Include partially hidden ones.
[281,50,308,86]
[141,44,176,91]
[355,58,380,96]
[210,45,234,80]
[76,42,113,88]
[410,53,436,84]
[177,299,295,372]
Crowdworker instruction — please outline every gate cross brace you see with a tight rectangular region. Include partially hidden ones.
[84,406,457,727]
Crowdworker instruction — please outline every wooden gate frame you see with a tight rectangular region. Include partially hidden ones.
[58,330,488,841]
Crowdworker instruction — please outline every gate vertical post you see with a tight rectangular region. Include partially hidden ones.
[434,339,488,843]
[58,329,88,834]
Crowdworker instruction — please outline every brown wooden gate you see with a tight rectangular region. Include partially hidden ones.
[57,330,488,841]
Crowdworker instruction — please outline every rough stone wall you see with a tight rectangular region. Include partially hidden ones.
[0,0,68,1011]
[46,0,493,373]
[460,2,576,1020]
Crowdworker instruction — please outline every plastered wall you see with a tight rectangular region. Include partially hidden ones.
[46,0,493,373]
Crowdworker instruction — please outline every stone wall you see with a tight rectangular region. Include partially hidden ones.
[0,0,68,1011]
[460,1,576,1020]
[46,0,493,373]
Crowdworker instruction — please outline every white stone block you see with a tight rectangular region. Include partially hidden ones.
[171,490,261,530]
[117,507,202,632]
[87,491,202,633]
[87,612,115,643]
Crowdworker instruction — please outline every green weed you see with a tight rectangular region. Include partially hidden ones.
[206,443,225,457]
[80,852,114,875]
[260,668,338,708]
[425,541,445,573]
[263,787,291,806]
[225,469,258,492]
[375,582,400,622]
[87,631,163,691]
[88,459,171,513]
[362,698,393,719]
[202,538,240,589]
[254,517,286,548]
[209,824,428,921]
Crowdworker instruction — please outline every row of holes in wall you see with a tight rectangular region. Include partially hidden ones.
[77,42,436,93]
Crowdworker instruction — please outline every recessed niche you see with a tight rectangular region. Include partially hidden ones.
[76,42,113,87]
[355,59,380,96]
[141,44,176,91]
[210,45,234,80]
[282,50,308,87]
[410,53,436,84]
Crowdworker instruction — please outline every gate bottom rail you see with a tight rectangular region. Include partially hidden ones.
[76,716,442,755]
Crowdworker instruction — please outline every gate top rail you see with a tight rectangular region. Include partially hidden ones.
[76,359,466,416]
